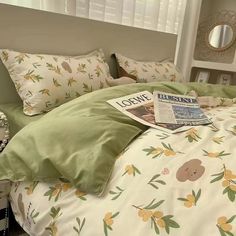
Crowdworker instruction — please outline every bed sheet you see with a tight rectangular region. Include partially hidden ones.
[0,103,43,137]
[9,105,236,236]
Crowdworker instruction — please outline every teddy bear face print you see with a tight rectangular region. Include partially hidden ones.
[176,159,205,182]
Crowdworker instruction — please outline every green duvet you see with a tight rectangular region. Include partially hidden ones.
[0,82,235,195]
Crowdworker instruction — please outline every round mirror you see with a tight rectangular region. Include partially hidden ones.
[208,24,234,50]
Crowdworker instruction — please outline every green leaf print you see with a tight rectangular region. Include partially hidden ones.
[185,128,201,142]
[30,209,39,224]
[15,53,29,64]
[211,165,236,202]
[67,77,77,86]
[24,70,44,82]
[77,63,86,73]
[109,186,125,200]
[143,142,180,158]
[83,83,93,93]
[46,63,61,75]
[133,199,179,235]
[122,164,141,177]
[73,217,86,235]
[148,174,166,190]
[45,207,62,236]
[1,50,8,61]
[53,78,61,87]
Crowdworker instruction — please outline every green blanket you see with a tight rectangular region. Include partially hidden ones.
[0,82,235,195]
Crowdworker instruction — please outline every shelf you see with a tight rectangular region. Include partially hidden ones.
[192,60,236,72]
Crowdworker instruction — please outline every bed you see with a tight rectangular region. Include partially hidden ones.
[0,3,236,236]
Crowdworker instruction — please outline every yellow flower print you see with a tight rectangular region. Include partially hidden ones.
[224,169,236,180]
[122,164,141,177]
[143,142,182,158]
[183,194,195,208]
[75,189,87,201]
[211,165,236,202]
[203,150,230,159]
[185,128,201,142]
[212,136,224,144]
[178,189,201,208]
[217,215,236,235]
[25,181,39,195]
[104,212,114,225]
[24,70,43,82]
[163,149,176,156]
[103,211,119,236]
[151,147,163,155]
[44,180,72,201]
[138,209,153,222]
[133,199,179,234]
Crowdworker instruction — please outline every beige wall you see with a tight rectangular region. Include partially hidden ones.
[200,0,236,22]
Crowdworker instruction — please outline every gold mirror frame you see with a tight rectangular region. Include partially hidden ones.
[206,23,236,51]
[194,10,236,63]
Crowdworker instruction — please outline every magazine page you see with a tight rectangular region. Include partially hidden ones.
[107,91,185,133]
[153,91,212,126]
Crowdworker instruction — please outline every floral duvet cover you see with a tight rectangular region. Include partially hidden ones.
[10,104,236,236]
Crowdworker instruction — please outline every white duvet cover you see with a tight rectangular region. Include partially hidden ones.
[10,105,236,236]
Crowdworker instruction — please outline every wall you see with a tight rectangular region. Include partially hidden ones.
[0,3,177,103]
[175,0,202,81]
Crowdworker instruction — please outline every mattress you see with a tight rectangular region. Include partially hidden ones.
[0,103,43,137]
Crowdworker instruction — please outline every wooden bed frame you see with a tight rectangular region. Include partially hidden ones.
[0,3,177,104]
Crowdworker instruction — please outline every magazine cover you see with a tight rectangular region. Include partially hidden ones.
[107,91,185,133]
[153,91,212,126]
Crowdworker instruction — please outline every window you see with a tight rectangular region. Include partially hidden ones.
[0,0,187,34]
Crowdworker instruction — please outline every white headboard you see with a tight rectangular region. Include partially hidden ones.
[0,3,177,104]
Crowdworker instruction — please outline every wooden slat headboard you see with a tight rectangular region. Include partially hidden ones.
[0,3,177,104]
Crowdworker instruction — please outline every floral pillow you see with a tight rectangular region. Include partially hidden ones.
[114,53,184,83]
[0,49,112,116]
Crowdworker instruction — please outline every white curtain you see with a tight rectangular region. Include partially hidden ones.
[76,0,187,34]
[0,0,186,34]
[0,0,76,15]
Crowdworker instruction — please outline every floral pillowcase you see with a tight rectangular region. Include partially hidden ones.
[0,49,112,116]
[114,53,184,83]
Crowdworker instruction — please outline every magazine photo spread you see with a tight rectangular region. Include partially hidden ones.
[107,91,185,133]
[153,91,212,126]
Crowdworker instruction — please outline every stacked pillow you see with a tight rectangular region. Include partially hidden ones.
[114,53,184,83]
[0,49,112,116]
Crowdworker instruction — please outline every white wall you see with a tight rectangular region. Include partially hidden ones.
[175,0,202,81]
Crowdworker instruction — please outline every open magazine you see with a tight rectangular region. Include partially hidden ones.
[153,91,212,126]
[107,91,186,133]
